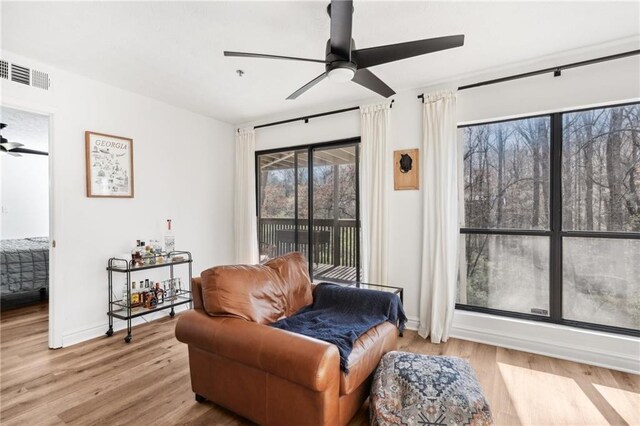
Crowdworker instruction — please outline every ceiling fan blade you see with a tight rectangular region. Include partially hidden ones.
[1,147,22,157]
[286,73,328,100]
[352,69,395,98]
[0,141,24,151]
[353,35,464,69]
[224,51,328,64]
[329,0,353,60]
[10,147,48,156]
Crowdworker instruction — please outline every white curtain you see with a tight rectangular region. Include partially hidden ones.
[360,101,392,284]
[234,128,259,264]
[418,91,461,343]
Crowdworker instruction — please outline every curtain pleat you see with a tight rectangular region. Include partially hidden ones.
[234,128,259,264]
[360,100,392,284]
[418,91,461,343]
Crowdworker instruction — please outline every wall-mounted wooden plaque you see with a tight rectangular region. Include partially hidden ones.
[394,149,419,190]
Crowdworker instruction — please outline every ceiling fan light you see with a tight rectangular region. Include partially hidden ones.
[327,67,355,83]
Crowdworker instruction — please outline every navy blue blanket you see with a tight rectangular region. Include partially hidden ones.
[271,283,406,372]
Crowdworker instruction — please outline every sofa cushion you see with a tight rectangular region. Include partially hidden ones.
[200,264,287,324]
[199,252,313,324]
[339,321,397,395]
[264,252,313,316]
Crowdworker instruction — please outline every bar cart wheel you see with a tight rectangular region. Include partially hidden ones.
[106,327,114,337]
[124,334,132,343]
[170,308,175,318]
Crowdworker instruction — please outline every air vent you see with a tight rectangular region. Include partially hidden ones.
[31,69,49,90]
[0,60,7,80]
[3,61,50,90]
[11,64,30,86]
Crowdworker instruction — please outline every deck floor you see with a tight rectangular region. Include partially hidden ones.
[313,263,359,282]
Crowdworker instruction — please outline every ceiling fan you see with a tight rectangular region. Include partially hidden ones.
[0,123,48,157]
[224,0,464,100]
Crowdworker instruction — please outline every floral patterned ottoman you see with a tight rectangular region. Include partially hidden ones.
[370,351,493,426]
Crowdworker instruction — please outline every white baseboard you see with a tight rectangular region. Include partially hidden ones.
[405,316,420,331]
[61,305,189,347]
[402,311,639,374]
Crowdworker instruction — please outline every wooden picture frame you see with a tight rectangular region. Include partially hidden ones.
[85,131,134,198]
[394,149,419,190]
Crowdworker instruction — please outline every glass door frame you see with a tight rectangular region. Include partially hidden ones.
[255,136,361,282]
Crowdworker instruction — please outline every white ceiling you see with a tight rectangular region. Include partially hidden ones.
[0,107,49,151]
[2,1,639,124]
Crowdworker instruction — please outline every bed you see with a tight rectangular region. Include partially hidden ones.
[1,237,49,302]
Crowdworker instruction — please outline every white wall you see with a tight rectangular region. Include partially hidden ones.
[0,50,235,347]
[1,114,50,238]
[241,41,640,372]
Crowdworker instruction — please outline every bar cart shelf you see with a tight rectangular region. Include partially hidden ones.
[106,250,193,343]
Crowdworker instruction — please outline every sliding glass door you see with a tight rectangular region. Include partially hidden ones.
[257,148,308,259]
[311,145,359,281]
[256,139,360,282]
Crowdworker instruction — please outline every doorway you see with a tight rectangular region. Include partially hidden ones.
[0,106,51,328]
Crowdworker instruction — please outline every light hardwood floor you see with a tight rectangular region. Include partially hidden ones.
[1,303,638,425]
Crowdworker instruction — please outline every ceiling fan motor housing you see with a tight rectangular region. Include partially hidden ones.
[325,38,357,82]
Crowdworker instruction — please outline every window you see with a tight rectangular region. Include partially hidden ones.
[458,103,640,336]
[463,117,550,230]
[562,106,640,232]
[561,105,640,330]
[459,116,551,316]
[256,139,360,282]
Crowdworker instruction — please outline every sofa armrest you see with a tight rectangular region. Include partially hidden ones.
[175,310,340,392]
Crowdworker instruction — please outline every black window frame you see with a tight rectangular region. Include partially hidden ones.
[457,101,640,337]
[255,136,361,282]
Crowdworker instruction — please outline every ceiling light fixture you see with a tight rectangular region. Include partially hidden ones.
[327,67,355,83]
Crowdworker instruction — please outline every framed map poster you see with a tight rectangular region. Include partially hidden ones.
[85,131,134,198]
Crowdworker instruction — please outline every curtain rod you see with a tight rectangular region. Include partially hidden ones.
[417,49,640,101]
[238,99,394,132]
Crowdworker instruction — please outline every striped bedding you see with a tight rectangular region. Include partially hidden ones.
[1,237,49,295]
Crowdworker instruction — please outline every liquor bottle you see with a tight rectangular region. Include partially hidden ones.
[163,282,170,299]
[170,278,177,298]
[149,292,157,308]
[155,282,164,304]
[136,282,144,306]
[145,278,150,289]
[131,240,143,266]
[131,281,139,306]
[164,219,175,256]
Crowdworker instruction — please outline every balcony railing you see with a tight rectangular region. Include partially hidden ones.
[258,218,359,281]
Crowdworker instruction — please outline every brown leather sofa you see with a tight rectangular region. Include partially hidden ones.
[175,252,398,426]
